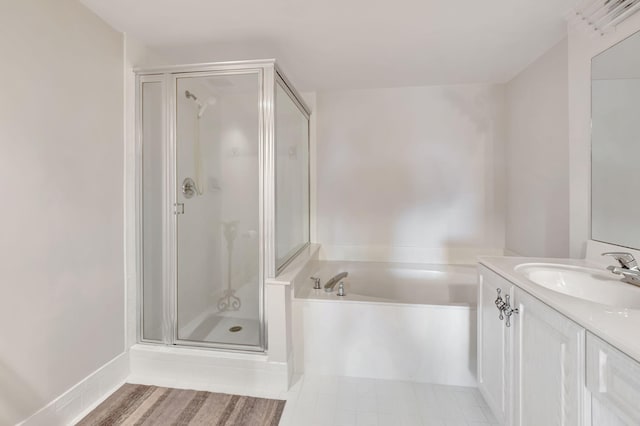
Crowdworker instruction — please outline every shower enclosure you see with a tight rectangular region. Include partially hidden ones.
[136,60,310,352]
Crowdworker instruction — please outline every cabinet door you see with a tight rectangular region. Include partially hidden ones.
[587,332,640,425]
[513,289,585,426]
[478,266,513,425]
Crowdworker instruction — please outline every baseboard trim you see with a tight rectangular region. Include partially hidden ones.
[18,352,129,426]
[128,344,289,398]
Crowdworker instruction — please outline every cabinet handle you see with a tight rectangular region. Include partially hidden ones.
[495,288,506,320]
[503,294,519,327]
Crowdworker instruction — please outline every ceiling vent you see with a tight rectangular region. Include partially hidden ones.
[572,0,640,35]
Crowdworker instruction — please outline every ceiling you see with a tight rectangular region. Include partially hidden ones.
[80,0,578,91]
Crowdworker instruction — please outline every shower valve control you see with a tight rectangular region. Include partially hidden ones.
[182,177,197,199]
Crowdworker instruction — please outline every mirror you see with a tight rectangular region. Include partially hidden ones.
[591,30,640,249]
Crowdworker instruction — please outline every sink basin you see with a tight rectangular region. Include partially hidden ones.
[514,263,640,309]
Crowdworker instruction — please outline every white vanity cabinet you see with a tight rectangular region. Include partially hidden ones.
[587,332,640,425]
[478,265,585,426]
[512,288,585,426]
[478,266,513,425]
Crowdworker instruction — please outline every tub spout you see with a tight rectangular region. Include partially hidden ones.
[324,272,348,292]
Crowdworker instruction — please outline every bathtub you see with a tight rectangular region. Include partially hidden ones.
[292,261,478,386]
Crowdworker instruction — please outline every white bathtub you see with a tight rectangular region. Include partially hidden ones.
[292,261,478,386]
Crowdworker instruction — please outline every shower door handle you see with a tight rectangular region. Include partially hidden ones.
[182,177,196,199]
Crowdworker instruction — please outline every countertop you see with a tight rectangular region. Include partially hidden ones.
[479,255,640,364]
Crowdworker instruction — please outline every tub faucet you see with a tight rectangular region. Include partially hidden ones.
[602,252,640,286]
[324,272,348,292]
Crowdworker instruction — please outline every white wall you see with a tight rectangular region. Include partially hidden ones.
[568,13,640,258]
[503,15,640,259]
[504,39,569,257]
[0,1,124,424]
[315,85,506,263]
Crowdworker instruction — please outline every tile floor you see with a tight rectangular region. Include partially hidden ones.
[276,375,499,426]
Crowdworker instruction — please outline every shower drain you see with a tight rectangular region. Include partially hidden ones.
[229,326,242,333]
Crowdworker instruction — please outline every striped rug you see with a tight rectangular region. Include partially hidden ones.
[76,384,286,426]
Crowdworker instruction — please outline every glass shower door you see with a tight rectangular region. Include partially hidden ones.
[174,71,262,349]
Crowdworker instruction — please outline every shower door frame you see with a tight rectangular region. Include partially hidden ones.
[135,60,283,353]
[273,72,312,273]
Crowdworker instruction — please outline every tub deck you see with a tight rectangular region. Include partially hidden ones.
[296,261,478,306]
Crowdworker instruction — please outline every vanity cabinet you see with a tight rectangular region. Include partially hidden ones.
[478,265,585,426]
[586,332,640,425]
[478,266,513,424]
[512,289,585,426]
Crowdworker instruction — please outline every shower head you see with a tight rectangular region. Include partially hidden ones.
[186,90,216,118]
[197,97,217,118]
[185,90,198,102]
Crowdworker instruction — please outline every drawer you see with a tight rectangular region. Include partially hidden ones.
[586,332,640,424]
